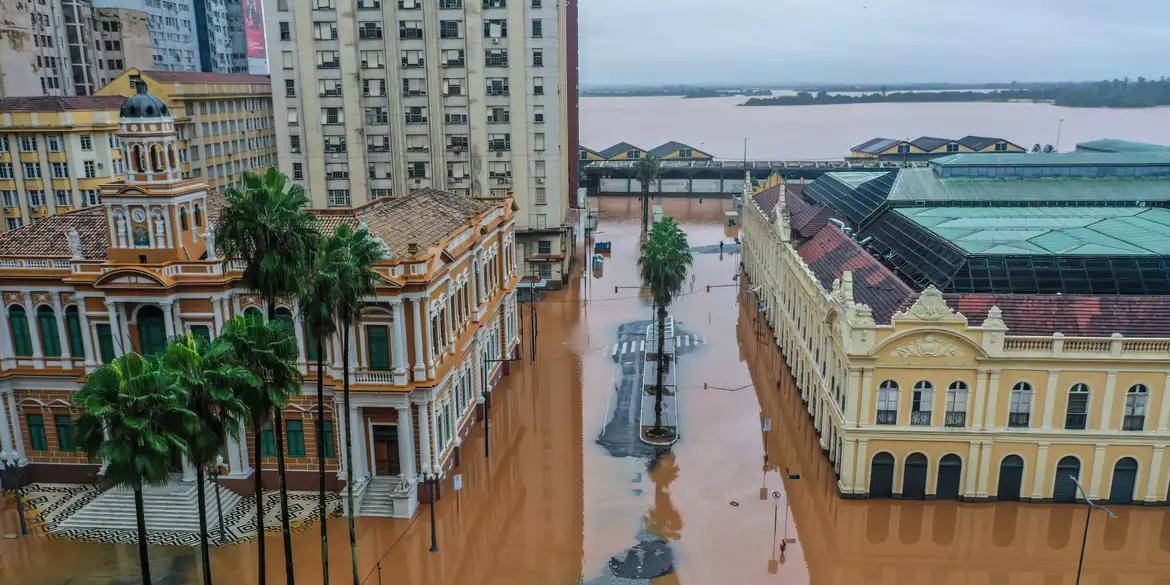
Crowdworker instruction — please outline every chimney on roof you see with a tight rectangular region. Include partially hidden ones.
[407,242,419,256]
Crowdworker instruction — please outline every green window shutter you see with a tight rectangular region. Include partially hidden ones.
[65,306,84,357]
[37,307,61,357]
[54,414,74,451]
[9,306,31,357]
[286,420,305,458]
[321,420,335,458]
[27,414,47,451]
[244,307,262,322]
[367,325,390,371]
[260,426,276,457]
[95,323,115,363]
[136,307,166,355]
[190,324,211,342]
[305,324,325,362]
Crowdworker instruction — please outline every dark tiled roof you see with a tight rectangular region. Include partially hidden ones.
[797,224,913,324]
[315,188,496,258]
[957,135,1002,150]
[599,142,641,158]
[910,136,952,151]
[649,141,695,157]
[143,70,270,84]
[786,185,830,238]
[0,206,109,260]
[752,184,783,220]
[0,95,126,112]
[852,137,902,153]
[945,293,1170,337]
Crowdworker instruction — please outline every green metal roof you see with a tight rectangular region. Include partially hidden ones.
[887,168,1170,202]
[1076,139,1170,153]
[895,207,1170,255]
[931,152,1170,167]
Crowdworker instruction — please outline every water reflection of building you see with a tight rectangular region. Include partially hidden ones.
[742,152,1170,504]
[739,301,1170,584]
[0,83,521,521]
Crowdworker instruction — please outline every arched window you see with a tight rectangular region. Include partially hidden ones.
[1065,384,1090,430]
[911,381,933,426]
[902,453,928,500]
[65,305,85,358]
[243,307,262,322]
[179,207,189,231]
[1053,455,1081,502]
[1008,382,1032,428]
[1123,384,1148,431]
[8,305,32,356]
[36,306,61,357]
[997,455,1024,501]
[945,382,968,427]
[136,305,166,355]
[869,452,895,497]
[273,308,297,359]
[1108,457,1139,505]
[876,380,898,425]
[131,144,144,172]
[193,204,203,228]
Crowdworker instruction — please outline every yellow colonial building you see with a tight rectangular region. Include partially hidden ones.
[850,135,1026,161]
[0,83,520,520]
[742,152,1170,505]
[97,68,277,194]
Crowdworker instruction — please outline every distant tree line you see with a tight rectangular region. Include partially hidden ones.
[741,77,1170,108]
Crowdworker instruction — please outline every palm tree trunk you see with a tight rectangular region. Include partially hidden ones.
[272,410,296,585]
[342,318,359,585]
[316,337,330,585]
[654,304,666,432]
[254,419,267,585]
[641,186,650,234]
[196,465,213,585]
[133,485,152,585]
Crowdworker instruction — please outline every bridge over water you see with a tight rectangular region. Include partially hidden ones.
[582,159,925,196]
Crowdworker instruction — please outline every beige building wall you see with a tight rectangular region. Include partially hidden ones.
[741,180,1170,505]
[92,8,153,89]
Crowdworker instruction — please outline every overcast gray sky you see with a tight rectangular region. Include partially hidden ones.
[579,0,1170,87]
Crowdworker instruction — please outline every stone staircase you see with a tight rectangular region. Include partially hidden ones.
[58,480,242,534]
[358,476,398,517]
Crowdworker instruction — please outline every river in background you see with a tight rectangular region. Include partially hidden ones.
[580,96,1170,159]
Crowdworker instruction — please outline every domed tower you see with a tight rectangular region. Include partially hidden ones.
[101,81,210,264]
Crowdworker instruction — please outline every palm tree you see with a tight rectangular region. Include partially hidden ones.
[164,333,255,585]
[638,217,692,435]
[635,154,661,235]
[218,315,303,585]
[215,167,318,585]
[331,224,384,585]
[299,234,344,585]
[74,353,197,585]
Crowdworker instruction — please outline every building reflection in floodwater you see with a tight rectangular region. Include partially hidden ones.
[1,195,1169,585]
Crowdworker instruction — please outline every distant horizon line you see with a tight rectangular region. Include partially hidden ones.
[580,77,1168,91]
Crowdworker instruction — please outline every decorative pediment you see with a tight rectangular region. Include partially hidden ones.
[892,334,962,358]
[894,285,967,324]
[94,268,168,288]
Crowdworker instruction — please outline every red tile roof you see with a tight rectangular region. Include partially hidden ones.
[752,184,783,220]
[946,293,1170,337]
[0,96,126,112]
[786,185,830,238]
[142,70,270,84]
[0,206,110,260]
[798,224,914,324]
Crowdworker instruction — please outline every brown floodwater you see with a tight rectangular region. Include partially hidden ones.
[3,195,1170,584]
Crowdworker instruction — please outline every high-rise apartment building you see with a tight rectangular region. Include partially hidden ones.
[92,7,154,88]
[0,0,75,96]
[265,0,579,284]
[194,0,248,73]
[92,0,201,71]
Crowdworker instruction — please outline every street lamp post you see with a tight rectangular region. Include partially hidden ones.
[1070,475,1115,585]
[2,453,27,537]
[208,454,228,545]
[427,473,439,552]
[481,348,522,458]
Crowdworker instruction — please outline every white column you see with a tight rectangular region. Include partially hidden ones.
[1088,444,1106,499]
[854,439,869,495]
[411,298,425,380]
[418,402,432,474]
[118,304,133,354]
[211,298,223,335]
[1098,371,1118,431]
[181,455,197,483]
[964,442,980,497]
[1159,376,1170,432]
[1031,443,1050,500]
[225,429,243,477]
[983,370,1001,429]
[160,302,175,338]
[334,401,347,481]
[0,389,13,459]
[23,293,43,369]
[171,302,182,334]
[0,300,15,369]
[7,391,25,464]
[348,404,368,481]
[976,442,993,498]
[1144,445,1165,503]
[76,299,96,367]
[331,324,345,372]
[1041,371,1059,429]
[230,293,242,318]
[291,308,307,372]
[857,368,872,427]
[972,370,988,429]
[424,310,435,379]
[838,439,855,493]
[51,293,70,361]
[347,325,359,373]
[396,405,416,483]
[391,302,408,385]
[105,301,122,357]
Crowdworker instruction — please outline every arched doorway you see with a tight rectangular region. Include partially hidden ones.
[136,305,167,355]
[936,454,963,500]
[869,452,895,498]
[1109,457,1139,505]
[902,453,928,500]
[1053,456,1081,503]
[997,455,1025,501]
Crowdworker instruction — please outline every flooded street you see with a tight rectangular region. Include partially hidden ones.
[3,196,1170,584]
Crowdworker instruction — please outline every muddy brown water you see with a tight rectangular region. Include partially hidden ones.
[2,195,1169,584]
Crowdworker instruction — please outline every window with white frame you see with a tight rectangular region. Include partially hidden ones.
[945,382,967,427]
[876,380,898,424]
[1065,383,1090,430]
[1123,384,1148,431]
[1008,382,1032,427]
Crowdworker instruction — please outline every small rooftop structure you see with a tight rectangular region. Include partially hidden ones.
[1075,139,1170,154]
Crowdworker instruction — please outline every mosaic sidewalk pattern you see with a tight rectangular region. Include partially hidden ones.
[24,482,343,547]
